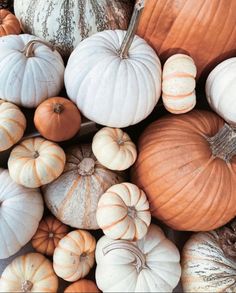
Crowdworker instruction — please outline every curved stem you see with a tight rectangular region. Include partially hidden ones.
[21,40,55,58]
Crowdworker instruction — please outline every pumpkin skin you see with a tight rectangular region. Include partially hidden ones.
[0,168,43,259]
[0,100,26,152]
[34,97,81,142]
[64,280,100,293]
[32,216,69,256]
[14,0,133,57]
[96,182,151,241]
[0,9,21,36]
[43,144,124,229]
[53,230,96,282]
[0,253,58,292]
[65,30,162,127]
[0,34,64,108]
[206,58,236,126]
[8,137,66,188]
[95,224,181,292]
[92,127,137,171]
[137,0,236,79]
[132,110,236,231]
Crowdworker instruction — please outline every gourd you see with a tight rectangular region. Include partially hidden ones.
[0,168,43,259]
[14,0,133,57]
[34,97,81,142]
[206,58,236,125]
[92,127,137,171]
[182,220,236,292]
[96,182,151,240]
[8,137,66,188]
[137,0,236,79]
[53,230,96,282]
[32,216,69,256]
[132,110,236,231]
[65,1,162,128]
[43,144,124,229]
[95,224,181,292]
[64,280,100,293]
[0,34,64,108]
[0,253,58,292]
[0,9,21,36]
[0,100,26,152]
[162,54,197,114]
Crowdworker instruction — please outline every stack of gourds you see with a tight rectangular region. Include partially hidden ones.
[0,0,235,292]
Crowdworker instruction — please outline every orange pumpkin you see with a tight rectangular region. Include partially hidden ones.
[0,9,21,36]
[34,97,81,142]
[32,216,69,256]
[137,0,236,79]
[132,110,236,231]
[64,280,100,293]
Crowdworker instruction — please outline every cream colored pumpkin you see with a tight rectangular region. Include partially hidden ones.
[96,224,181,292]
[8,137,66,188]
[43,144,124,229]
[0,34,64,108]
[206,57,236,125]
[0,253,58,292]
[96,182,151,240]
[0,100,26,152]
[162,54,197,114]
[92,127,137,171]
[53,230,96,282]
[0,168,43,259]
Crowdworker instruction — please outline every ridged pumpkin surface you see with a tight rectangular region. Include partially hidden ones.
[64,280,100,293]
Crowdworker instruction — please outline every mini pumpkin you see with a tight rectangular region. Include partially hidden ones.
[64,280,100,293]
[53,230,96,282]
[0,100,26,152]
[8,137,66,188]
[32,216,69,256]
[92,127,137,171]
[0,9,21,36]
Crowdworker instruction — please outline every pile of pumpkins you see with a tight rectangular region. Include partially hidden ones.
[0,0,236,292]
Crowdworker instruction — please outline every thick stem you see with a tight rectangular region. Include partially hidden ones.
[118,0,145,59]
[78,158,95,176]
[53,103,64,114]
[21,280,33,292]
[21,40,55,58]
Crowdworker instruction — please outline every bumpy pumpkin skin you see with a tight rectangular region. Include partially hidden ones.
[64,280,100,293]
[0,9,21,36]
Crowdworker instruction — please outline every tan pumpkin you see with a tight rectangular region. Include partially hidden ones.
[32,216,69,256]
[0,9,21,36]
[0,253,58,292]
[64,280,100,293]
[8,137,66,188]
[0,100,26,152]
[53,230,96,282]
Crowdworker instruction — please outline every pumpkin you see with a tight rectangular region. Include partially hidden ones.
[162,54,197,114]
[182,220,236,292]
[0,34,64,108]
[65,1,162,128]
[34,97,81,142]
[0,100,26,152]
[0,168,43,259]
[96,182,151,241]
[8,137,66,188]
[95,224,181,292]
[137,0,236,79]
[132,110,236,231]
[32,216,69,256]
[53,230,96,282]
[92,127,137,171]
[0,9,21,36]
[0,253,58,292]
[64,280,100,293]
[206,58,236,126]
[14,0,133,57]
[43,144,124,229]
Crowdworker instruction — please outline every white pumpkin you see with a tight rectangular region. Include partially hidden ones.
[206,57,236,125]
[0,169,43,259]
[92,127,137,171]
[95,224,181,292]
[96,182,151,241]
[0,100,26,152]
[0,34,64,108]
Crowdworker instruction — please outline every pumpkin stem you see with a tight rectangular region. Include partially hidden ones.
[54,103,64,114]
[207,123,236,163]
[21,40,55,58]
[78,158,95,176]
[21,280,33,292]
[103,241,147,273]
[118,0,145,59]
[33,151,40,159]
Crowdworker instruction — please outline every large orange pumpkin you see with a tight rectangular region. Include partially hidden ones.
[132,110,236,231]
[137,0,236,79]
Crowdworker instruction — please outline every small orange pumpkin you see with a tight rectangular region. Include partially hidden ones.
[64,280,100,293]
[0,9,21,36]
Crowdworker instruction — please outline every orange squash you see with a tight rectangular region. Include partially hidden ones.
[64,280,100,293]
[0,9,21,36]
